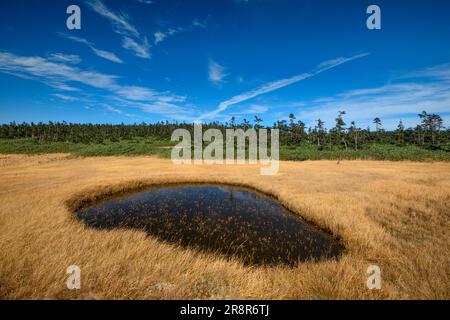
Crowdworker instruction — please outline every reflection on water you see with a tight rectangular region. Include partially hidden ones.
[77,185,343,266]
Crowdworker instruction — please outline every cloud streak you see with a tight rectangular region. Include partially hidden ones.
[208,59,229,86]
[233,104,268,115]
[136,0,154,5]
[200,53,368,120]
[153,18,208,45]
[60,34,123,64]
[154,28,182,45]
[0,51,189,118]
[122,37,150,59]
[290,63,450,129]
[48,53,81,64]
[85,0,151,59]
[52,93,78,101]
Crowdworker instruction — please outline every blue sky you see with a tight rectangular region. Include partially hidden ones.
[0,0,449,129]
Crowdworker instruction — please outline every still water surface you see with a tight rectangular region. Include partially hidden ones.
[77,185,343,265]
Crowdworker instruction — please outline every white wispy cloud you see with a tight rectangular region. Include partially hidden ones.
[192,18,209,29]
[105,105,123,114]
[114,86,157,101]
[91,48,123,64]
[50,83,80,92]
[154,28,180,45]
[85,0,151,59]
[208,59,229,86]
[86,0,139,37]
[234,104,268,115]
[60,34,123,64]
[122,37,151,59]
[0,51,116,93]
[52,93,77,101]
[290,63,450,130]
[153,31,167,45]
[111,97,197,121]
[103,104,139,118]
[153,18,208,45]
[200,53,368,120]
[136,0,154,5]
[48,53,81,64]
[401,62,450,81]
[0,51,190,119]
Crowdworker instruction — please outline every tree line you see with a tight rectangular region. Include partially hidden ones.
[1,110,448,149]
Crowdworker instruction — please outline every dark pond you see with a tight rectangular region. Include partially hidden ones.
[76,185,343,266]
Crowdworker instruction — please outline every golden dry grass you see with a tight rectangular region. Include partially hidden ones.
[0,154,449,300]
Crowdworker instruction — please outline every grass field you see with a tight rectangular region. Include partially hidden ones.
[1,138,450,161]
[0,154,449,299]
[0,138,175,157]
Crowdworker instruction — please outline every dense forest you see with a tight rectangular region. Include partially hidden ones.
[1,110,448,151]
